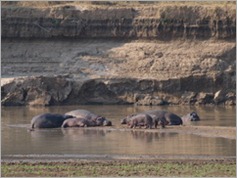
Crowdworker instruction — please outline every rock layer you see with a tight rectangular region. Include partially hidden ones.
[1,76,235,106]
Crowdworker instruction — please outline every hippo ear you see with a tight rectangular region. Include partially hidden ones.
[99,116,107,121]
[96,116,103,120]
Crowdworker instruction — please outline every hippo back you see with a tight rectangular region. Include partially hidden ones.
[142,110,167,123]
[65,109,112,126]
[65,109,98,120]
[144,110,166,119]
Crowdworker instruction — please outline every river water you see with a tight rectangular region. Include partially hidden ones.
[1,105,236,160]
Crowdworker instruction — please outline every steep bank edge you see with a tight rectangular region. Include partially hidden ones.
[1,76,235,106]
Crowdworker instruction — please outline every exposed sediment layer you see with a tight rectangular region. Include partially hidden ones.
[1,2,236,106]
[1,39,236,79]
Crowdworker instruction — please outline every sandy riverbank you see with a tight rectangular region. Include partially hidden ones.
[75,125,236,140]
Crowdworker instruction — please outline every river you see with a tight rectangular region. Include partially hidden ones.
[1,105,236,161]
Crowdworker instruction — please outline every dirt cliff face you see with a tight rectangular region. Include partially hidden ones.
[1,2,236,106]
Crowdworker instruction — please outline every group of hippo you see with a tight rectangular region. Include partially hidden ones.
[30,109,112,130]
[30,109,200,130]
[120,110,200,129]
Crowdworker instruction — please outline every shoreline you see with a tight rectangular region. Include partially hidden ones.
[2,154,236,163]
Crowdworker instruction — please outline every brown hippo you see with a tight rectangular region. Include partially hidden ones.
[65,109,112,126]
[61,118,97,128]
[127,114,153,129]
[121,112,169,128]
[121,110,183,128]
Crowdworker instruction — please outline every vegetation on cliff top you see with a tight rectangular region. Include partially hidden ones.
[2,1,236,8]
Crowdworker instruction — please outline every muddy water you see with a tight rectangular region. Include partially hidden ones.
[1,105,236,160]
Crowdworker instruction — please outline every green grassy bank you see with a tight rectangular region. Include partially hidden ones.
[1,160,236,177]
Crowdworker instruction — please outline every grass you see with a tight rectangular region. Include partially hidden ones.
[1,1,236,8]
[1,160,236,177]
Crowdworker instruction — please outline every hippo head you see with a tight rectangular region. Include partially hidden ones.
[95,116,106,126]
[120,118,127,124]
[95,116,112,126]
[189,112,200,121]
[121,114,135,124]
[182,112,200,122]
[103,120,112,126]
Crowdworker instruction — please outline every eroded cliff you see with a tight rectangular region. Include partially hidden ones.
[1,2,236,106]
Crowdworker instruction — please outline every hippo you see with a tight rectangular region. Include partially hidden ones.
[65,109,112,126]
[127,114,153,129]
[61,118,97,128]
[121,110,182,128]
[30,113,73,129]
[181,111,200,122]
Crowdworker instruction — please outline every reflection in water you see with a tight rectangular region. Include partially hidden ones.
[1,105,236,158]
[61,128,110,137]
[130,130,178,143]
[2,127,236,157]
